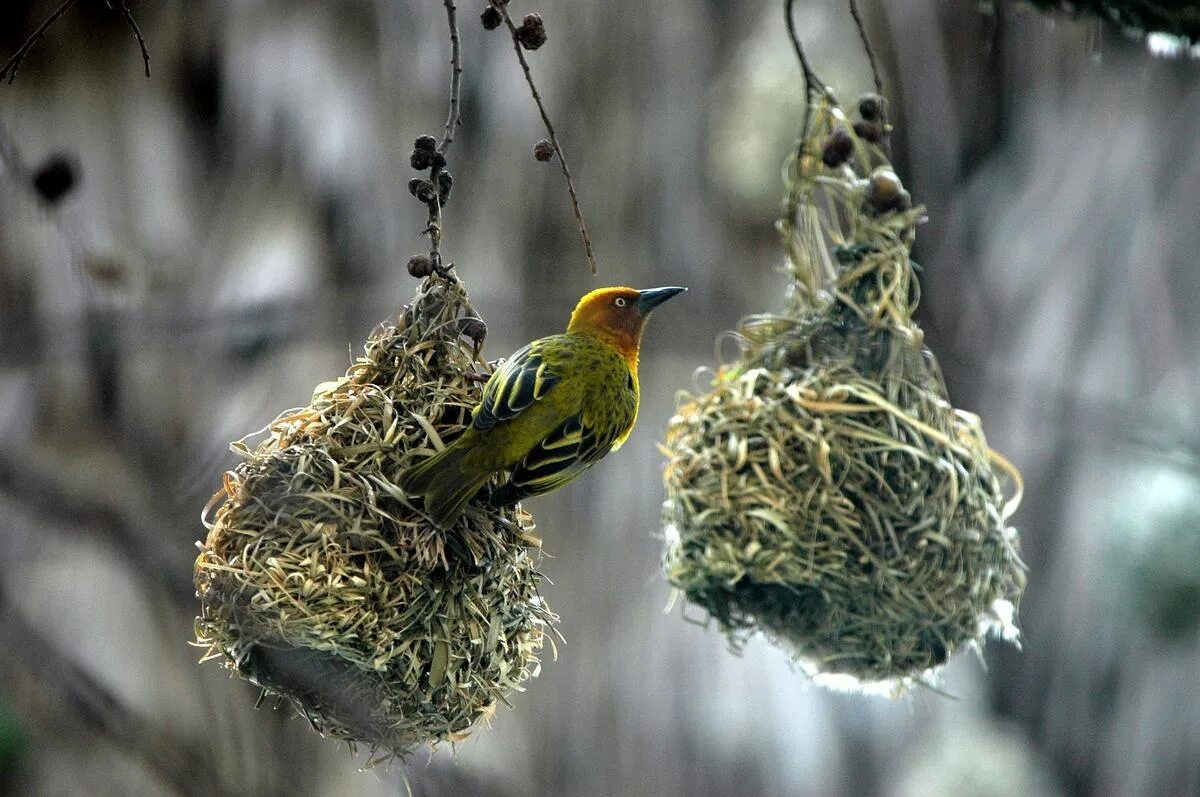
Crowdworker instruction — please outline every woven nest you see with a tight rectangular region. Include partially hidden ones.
[661,95,1025,691]
[194,278,556,760]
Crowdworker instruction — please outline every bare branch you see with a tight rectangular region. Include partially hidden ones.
[494,3,597,276]
[0,0,151,84]
[0,0,80,84]
[114,0,152,78]
[847,0,889,156]
[784,0,826,105]
[439,0,462,155]
[425,0,463,275]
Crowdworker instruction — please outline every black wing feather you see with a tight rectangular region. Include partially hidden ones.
[490,415,614,506]
[473,344,560,431]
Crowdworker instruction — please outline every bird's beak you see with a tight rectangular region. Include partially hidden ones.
[637,286,687,314]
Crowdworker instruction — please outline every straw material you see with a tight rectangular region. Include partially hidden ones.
[661,95,1025,691]
[195,277,556,759]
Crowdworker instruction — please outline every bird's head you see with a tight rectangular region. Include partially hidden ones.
[567,285,687,362]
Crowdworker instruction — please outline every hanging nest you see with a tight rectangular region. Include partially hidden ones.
[194,277,557,760]
[661,93,1025,691]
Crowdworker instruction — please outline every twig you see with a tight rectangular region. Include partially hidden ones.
[495,3,597,276]
[847,0,888,156]
[0,0,151,84]
[113,0,152,78]
[782,0,827,230]
[438,0,462,155]
[427,0,462,276]
[0,0,79,84]
[784,0,826,106]
[848,0,883,98]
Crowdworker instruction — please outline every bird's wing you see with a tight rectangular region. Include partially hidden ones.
[501,414,618,499]
[473,342,561,432]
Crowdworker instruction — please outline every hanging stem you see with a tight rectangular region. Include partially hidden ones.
[0,0,150,84]
[847,0,889,157]
[494,3,597,276]
[784,0,826,107]
[113,0,152,78]
[0,0,79,83]
[438,0,463,155]
[427,0,463,275]
[782,0,829,254]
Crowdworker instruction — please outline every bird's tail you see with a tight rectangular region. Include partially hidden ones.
[398,443,493,529]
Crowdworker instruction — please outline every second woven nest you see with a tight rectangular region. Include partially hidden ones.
[662,95,1025,691]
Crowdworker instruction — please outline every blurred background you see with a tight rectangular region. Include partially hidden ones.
[1,1,1199,795]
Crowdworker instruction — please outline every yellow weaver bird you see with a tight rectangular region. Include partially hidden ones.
[400,285,686,528]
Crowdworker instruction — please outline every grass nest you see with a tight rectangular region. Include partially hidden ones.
[194,277,557,760]
[661,94,1025,691]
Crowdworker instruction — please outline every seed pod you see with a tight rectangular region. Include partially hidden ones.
[413,135,438,152]
[867,168,905,212]
[857,93,882,122]
[533,139,555,162]
[407,178,424,196]
[821,128,854,168]
[480,5,502,29]
[415,180,438,205]
[853,119,884,144]
[517,13,547,50]
[407,254,434,278]
[411,149,433,170]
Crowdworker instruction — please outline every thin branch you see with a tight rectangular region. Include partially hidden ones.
[113,0,152,78]
[784,0,826,105]
[438,0,463,155]
[495,3,597,276]
[848,0,883,97]
[0,0,151,84]
[0,0,80,84]
[426,0,463,274]
[782,0,826,229]
[847,0,889,156]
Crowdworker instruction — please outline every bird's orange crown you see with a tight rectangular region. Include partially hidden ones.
[566,285,685,366]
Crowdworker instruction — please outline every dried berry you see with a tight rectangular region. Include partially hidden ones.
[430,151,447,169]
[413,135,438,152]
[480,5,502,29]
[411,149,433,170]
[407,254,434,278]
[533,139,555,162]
[853,119,884,144]
[867,168,905,212]
[458,317,488,343]
[414,180,438,204]
[407,177,424,196]
[437,171,453,205]
[516,13,547,50]
[858,93,882,122]
[821,128,854,168]
[31,153,79,205]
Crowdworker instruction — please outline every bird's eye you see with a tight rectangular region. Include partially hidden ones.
[614,297,627,307]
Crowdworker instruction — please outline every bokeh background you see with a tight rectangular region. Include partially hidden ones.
[2,1,1199,795]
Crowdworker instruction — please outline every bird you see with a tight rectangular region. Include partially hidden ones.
[400,285,687,528]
